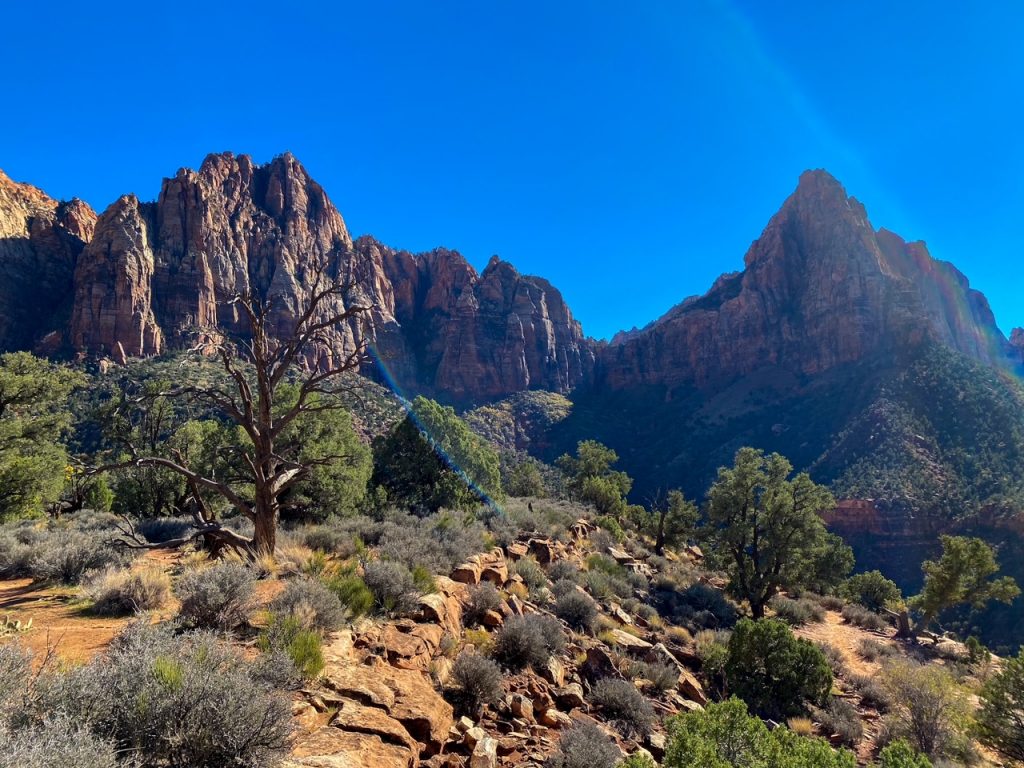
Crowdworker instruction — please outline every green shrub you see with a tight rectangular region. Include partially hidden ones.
[362,560,421,617]
[492,614,565,671]
[663,697,855,768]
[976,649,1024,763]
[270,577,346,632]
[594,515,625,542]
[878,739,933,768]
[448,652,503,715]
[546,722,620,768]
[324,572,374,618]
[258,613,325,680]
[652,582,737,630]
[725,619,832,720]
[590,678,654,737]
[769,595,825,626]
[553,591,598,632]
[39,622,291,768]
[841,571,902,612]
[175,561,257,630]
[85,566,171,615]
[464,582,503,626]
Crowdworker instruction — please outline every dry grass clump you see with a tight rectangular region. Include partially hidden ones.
[85,566,171,615]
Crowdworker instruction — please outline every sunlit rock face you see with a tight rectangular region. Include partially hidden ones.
[0,153,591,403]
[597,169,1009,394]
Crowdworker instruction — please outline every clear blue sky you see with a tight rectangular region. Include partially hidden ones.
[1,2,1021,339]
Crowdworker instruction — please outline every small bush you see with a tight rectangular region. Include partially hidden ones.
[630,659,680,694]
[815,641,848,677]
[547,560,579,583]
[878,739,934,768]
[0,533,36,578]
[551,577,579,599]
[849,673,893,713]
[0,643,31,719]
[545,722,620,768]
[815,697,863,746]
[448,652,503,715]
[464,628,494,654]
[134,517,192,544]
[553,590,598,632]
[324,572,374,619]
[842,604,890,632]
[841,570,902,612]
[857,638,896,662]
[586,553,626,577]
[726,619,832,720]
[464,582,503,626]
[0,717,123,768]
[175,561,257,630]
[882,660,970,759]
[363,560,421,617]
[512,557,548,590]
[590,678,654,738]
[258,612,326,680]
[652,582,737,630]
[250,650,304,690]
[770,595,825,626]
[269,577,346,631]
[378,512,487,574]
[492,614,565,670]
[85,566,171,615]
[593,515,624,542]
[788,716,814,736]
[29,531,131,585]
[38,622,291,768]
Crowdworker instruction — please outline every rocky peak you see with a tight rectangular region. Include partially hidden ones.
[0,169,97,350]
[599,170,1010,392]
[0,154,590,403]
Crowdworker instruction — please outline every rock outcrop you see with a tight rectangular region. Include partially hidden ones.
[0,159,1015,407]
[598,170,1010,392]
[0,170,95,351]
[0,153,590,404]
[366,238,593,402]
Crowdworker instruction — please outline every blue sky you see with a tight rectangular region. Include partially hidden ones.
[1,2,1021,339]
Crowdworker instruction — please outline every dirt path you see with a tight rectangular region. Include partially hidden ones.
[0,551,182,664]
[795,609,897,678]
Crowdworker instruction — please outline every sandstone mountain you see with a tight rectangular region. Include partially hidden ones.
[0,153,592,402]
[599,169,1011,392]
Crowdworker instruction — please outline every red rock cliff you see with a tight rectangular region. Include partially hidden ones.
[598,170,1009,392]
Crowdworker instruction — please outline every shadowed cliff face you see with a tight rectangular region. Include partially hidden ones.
[0,170,96,352]
[598,170,1010,394]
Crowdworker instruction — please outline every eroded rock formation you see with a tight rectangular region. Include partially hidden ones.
[598,170,1009,393]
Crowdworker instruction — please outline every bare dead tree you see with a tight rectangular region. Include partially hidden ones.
[98,258,372,556]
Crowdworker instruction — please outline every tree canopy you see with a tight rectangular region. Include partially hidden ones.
[911,535,1019,634]
[0,352,85,519]
[556,440,634,517]
[704,447,852,618]
[663,698,855,768]
[372,396,502,514]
